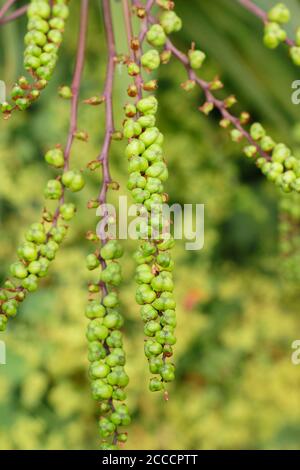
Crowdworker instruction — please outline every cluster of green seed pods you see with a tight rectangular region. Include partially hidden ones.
[124,95,177,393]
[0,143,85,331]
[263,2,300,66]
[1,0,69,116]
[85,239,130,450]
[241,123,300,193]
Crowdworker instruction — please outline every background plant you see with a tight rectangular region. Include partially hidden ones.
[1,0,300,450]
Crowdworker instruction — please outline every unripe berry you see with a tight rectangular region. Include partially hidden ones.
[27,2,51,19]
[188,49,206,69]
[160,10,182,34]
[24,54,41,70]
[17,242,38,262]
[100,240,123,260]
[138,115,156,128]
[160,363,175,382]
[149,377,164,392]
[28,17,49,33]
[28,261,41,275]
[250,123,266,141]
[125,139,145,158]
[127,62,140,76]
[136,284,156,305]
[268,3,290,23]
[10,262,28,280]
[22,274,38,292]
[53,3,69,20]
[146,24,167,47]
[62,170,85,192]
[44,179,63,200]
[141,49,161,71]
[2,299,18,317]
[139,127,160,147]
[59,203,76,221]
[86,254,100,270]
[290,47,300,66]
[103,292,119,308]
[0,315,8,331]
[85,301,106,319]
[45,148,64,168]
[243,145,257,158]
[137,96,158,115]
[91,380,113,400]
[48,29,63,45]
[272,143,291,162]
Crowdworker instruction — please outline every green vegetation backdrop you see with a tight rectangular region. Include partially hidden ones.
[1,0,300,449]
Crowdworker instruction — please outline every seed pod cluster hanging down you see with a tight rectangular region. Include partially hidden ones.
[1,0,69,116]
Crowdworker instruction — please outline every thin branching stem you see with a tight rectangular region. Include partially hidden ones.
[237,0,295,47]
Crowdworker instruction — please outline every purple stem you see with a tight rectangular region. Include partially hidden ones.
[0,3,27,24]
[162,33,271,160]
[96,0,116,297]
[237,0,295,47]
[52,0,89,226]
[0,0,17,20]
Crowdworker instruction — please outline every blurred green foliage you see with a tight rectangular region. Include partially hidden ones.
[0,0,300,450]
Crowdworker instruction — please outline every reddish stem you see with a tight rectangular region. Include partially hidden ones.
[95,0,117,299]
[237,0,295,47]
[163,34,271,160]
[52,0,89,226]
[0,4,28,24]
[0,0,17,20]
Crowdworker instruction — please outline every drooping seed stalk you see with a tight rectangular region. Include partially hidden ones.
[84,0,130,450]
[0,0,89,326]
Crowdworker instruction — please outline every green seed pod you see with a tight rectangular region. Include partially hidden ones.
[146,24,167,47]
[0,315,8,332]
[160,363,175,382]
[100,240,123,260]
[135,264,155,284]
[91,380,113,400]
[160,10,182,34]
[136,284,157,305]
[2,299,18,317]
[22,274,38,292]
[125,139,146,158]
[45,148,65,168]
[59,203,76,221]
[250,123,266,141]
[86,254,100,270]
[44,179,63,200]
[86,319,109,341]
[268,3,290,23]
[28,17,49,33]
[290,47,300,66]
[141,49,161,71]
[188,49,206,69]
[49,17,65,31]
[85,301,106,319]
[53,3,69,20]
[137,96,158,115]
[103,292,119,308]
[10,262,28,280]
[139,127,160,147]
[138,115,156,128]
[90,362,110,379]
[48,29,63,45]
[27,1,51,19]
[62,170,85,192]
[128,156,149,173]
